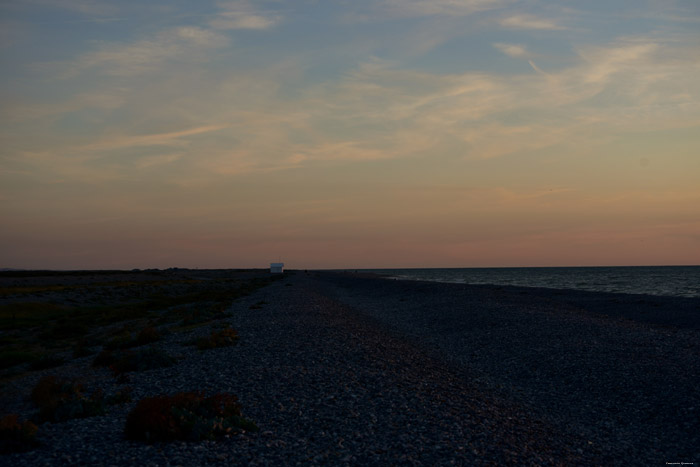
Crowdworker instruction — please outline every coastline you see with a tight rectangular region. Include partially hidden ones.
[338,270,700,329]
[2,270,698,464]
[351,265,700,299]
[316,271,700,462]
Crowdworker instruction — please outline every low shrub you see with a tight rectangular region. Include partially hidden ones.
[107,387,133,405]
[0,414,39,453]
[102,325,133,350]
[73,339,97,358]
[133,326,161,346]
[105,326,163,351]
[0,351,37,370]
[124,391,257,443]
[39,322,88,341]
[29,376,106,423]
[104,335,132,351]
[181,310,214,327]
[92,349,115,367]
[92,347,176,375]
[29,354,65,371]
[193,326,239,350]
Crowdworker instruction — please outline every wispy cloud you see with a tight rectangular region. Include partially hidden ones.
[289,36,700,161]
[0,21,29,49]
[134,153,184,170]
[576,41,659,85]
[493,42,529,58]
[499,14,565,30]
[211,1,281,30]
[74,38,178,76]
[79,125,228,152]
[181,35,700,168]
[26,0,116,16]
[174,27,229,47]
[11,11,700,181]
[1,90,126,123]
[47,26,229,77]
[380,0,511,17]
[14,33,700,185]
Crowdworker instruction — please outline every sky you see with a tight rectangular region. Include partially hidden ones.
[1,0,699,270]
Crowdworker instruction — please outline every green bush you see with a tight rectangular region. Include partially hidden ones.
[133,326,161,346]
[104,326,163,351]
[29,354,65,371]
[0,351,37,370]
[29,376,106,423]
[73,339,97,358]
[92,349,115,367]
[103,333,133,351]
[92,347,175,375]
[193,327,239,350]
[124,392,257,443]
[39,322,88,341]
[0,414,39,453]
[107,387,133,405]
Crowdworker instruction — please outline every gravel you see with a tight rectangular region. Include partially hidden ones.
[2,271,698,465]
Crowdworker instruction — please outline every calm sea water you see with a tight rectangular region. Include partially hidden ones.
[357,266,700,298]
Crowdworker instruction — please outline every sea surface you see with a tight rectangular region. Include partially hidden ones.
[357,266,700,298]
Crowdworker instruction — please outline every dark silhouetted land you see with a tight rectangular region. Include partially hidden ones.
[1,269,698,464]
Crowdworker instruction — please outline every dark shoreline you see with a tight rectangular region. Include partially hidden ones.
[336,270,700,330]
[2,270,698,464]
[313,271,700,463]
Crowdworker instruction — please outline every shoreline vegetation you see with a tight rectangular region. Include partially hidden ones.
[1,269,698,464]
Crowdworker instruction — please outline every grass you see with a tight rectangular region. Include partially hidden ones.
[92,346,177,375]
[0,285,72,297]
[0,302,154,337]
[0,270,280,382]
[0,351,38,370]
[0,268,277,454]
[0,302,71,330]
[191,325,239,350]
[101,325,163,351]
[28,354,65,371]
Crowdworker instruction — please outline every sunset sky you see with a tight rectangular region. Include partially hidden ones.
[1,0,699,269]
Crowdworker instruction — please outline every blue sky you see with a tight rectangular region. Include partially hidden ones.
[1,0,699,269]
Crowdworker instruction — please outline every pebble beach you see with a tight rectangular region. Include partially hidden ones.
[2,270,699,465]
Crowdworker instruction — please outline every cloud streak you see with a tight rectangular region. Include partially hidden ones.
[78,125,228,152]
[381,0,511,17]
[493,42,529,58]
[26,0,117,16]
[211,1,281,30]
[499,14,565,30]
[41,26,228,78]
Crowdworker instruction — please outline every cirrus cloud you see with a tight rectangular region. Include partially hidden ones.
[42,26,229,78]
[380,0,512,17]
[493,42,529,58]
[211,1,281,30]
[499,14,565,30]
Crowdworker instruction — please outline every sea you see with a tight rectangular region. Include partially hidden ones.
[356,266,700,298]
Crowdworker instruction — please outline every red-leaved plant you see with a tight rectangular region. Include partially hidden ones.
[0,414,39,453]
[124,391,257,443]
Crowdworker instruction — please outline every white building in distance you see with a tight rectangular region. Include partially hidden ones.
[270,263,284,273]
